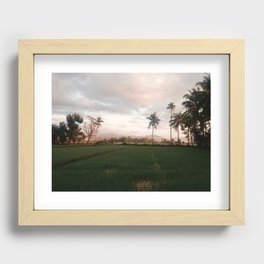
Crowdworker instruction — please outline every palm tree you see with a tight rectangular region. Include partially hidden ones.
[180,111,193,145]
[167,102,176,143]
[146,112,161,144]
[181,74,211,147]
[170,112,182,143]
[195,74,210,126]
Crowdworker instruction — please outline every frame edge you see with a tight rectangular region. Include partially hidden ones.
[18,39,245,226]
[229,40,245,225]
[18,40,35,225]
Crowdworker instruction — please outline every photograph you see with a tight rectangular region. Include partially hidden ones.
[52,72,211,192]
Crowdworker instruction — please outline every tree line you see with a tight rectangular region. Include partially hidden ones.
[52,114,103,144]
[147,74,210,147]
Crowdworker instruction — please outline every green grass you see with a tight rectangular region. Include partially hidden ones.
[52,145,210,191]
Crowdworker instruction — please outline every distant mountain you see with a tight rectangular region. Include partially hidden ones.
[97,133,164,142]
[97,133,120,139]
[143,135,163,142]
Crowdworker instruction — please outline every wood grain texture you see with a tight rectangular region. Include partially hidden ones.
[21,210,241,226]
[18,39,244,226]
[18,41,34,224]
[229,41,245,224]
[20,39,243,54]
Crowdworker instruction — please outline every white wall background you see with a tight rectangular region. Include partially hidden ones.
[0,0,262,263]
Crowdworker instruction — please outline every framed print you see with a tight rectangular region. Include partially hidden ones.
[18,39,244,225]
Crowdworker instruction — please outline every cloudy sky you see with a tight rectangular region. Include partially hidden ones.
[52,73,206,139]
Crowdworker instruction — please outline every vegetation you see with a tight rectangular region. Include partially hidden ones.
[167,102,176,143]
[52,145,210,191]
[52,114,103,145]
[170,112,182,143]
[52,122,68,144]
[165,74,211,147]
[83,116,104,143]
[181,74,211,147]
[146,112,161,144]
[66,113,84,143]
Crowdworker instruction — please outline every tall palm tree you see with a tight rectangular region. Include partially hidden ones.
[180,111,193,145]
[181,74,211,147]
[170,112,182,143]
[195,74,211,126]
[146,112,161,144]
[167,102,176,142]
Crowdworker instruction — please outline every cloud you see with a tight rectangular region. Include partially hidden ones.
[52,73,206,138]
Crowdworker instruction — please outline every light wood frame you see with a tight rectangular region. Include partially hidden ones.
[18,39,244,226]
